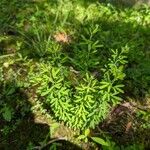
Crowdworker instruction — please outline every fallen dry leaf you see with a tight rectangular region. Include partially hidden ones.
[125,121,132,133]
[121,102,133,109]
[54,32,71,43]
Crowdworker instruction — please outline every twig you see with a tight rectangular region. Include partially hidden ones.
[123,102,150,111]
[0,53,15,59]
[32,137,67,150]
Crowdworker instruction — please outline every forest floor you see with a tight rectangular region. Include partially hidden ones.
[0,0,150,150]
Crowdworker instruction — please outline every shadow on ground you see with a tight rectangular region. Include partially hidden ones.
[0,81,82,150]
[0,80,49,149]
[1,0,149,101]
[93,102,150,149]
[0,1,150,149]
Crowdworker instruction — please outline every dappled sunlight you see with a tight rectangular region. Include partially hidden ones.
[0,0,150,149]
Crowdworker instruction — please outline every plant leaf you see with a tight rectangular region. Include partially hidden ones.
[91,137,109,146]
[2,107,12,122]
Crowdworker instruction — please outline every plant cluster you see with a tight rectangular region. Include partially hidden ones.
[0,0,150,149]
[29,46,128,130]
[0,62,30,136]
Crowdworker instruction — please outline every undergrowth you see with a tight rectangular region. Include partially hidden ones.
[0,0,150,149]
[28,46,128,130]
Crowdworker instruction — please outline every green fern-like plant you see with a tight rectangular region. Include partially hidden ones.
[69,73,104,129]
[29,63,72,122]
[29,45,128,130]
[100,46,128,105]
[70,24,103,71]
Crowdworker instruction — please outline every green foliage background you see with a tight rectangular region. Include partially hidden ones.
[0,0,150,149]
